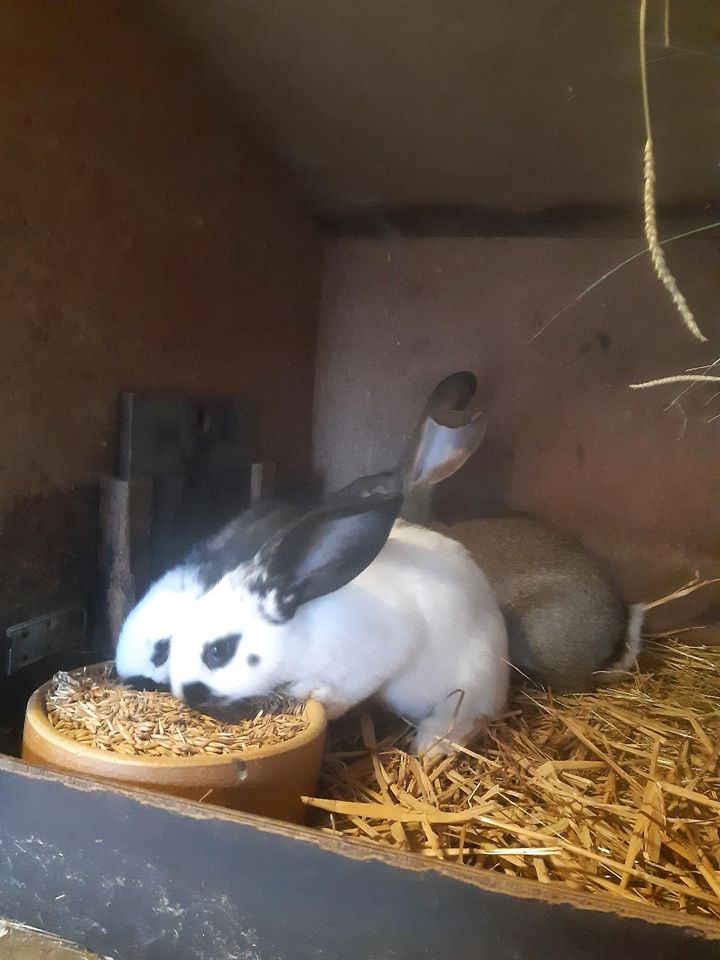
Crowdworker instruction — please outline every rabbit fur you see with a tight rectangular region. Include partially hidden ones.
[114,498,305,687]
[168,494,509,758]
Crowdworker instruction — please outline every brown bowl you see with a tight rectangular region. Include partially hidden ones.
[22,665,327,825]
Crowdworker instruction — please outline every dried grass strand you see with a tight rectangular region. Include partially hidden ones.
[529,220,720,344]
[639,0,706,343]
[631,375,720,390]
[642,574,720,610]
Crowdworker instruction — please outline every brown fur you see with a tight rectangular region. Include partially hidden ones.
[435,516,628,692]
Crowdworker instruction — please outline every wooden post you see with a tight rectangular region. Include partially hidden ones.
[250,462,276,502]
[98,476,153,650]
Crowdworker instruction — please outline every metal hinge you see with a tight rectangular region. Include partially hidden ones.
[4,605,87,677]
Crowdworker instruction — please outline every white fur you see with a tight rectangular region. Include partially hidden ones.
[169,521,509,757]
[596,603,645,682]
[115,566,204,684]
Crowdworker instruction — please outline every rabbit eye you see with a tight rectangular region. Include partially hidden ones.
[151,638,170,667]
[202,633,241,670]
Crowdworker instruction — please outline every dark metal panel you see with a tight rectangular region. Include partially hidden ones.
[0,760,717,960]
[117,391,254,579]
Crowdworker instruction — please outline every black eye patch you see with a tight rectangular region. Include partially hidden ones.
[202,633,241,670]
[151,638,170,667]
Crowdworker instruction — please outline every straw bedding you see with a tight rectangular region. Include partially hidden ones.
[305,639,720,919]
[46,666,308,757]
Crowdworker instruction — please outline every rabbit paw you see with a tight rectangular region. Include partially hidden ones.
[309,687,351,720]
[411,719,456,759]
[411,710,487,759]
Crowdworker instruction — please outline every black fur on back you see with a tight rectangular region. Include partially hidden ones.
[184,498,312,590]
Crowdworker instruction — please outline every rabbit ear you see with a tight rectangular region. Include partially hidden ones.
[400,372,479,484]
[331,372,478,506]
[330,470,401,503]
[254,494,402,621]
[420,371,478,418]
[407,410,486,487]
[186,499,303,590]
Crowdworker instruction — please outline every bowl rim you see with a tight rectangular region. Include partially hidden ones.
[25,663,327,769]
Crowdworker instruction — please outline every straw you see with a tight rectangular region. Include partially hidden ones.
[46,665,308,757]
[305,635,720,919]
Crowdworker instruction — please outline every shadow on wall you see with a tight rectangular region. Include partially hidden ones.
[433,431,516,522]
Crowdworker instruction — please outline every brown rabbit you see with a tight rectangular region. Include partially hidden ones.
[435,515,642,692]
[338,371,643,693]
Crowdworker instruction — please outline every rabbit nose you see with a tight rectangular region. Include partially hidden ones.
[182,681,211,706]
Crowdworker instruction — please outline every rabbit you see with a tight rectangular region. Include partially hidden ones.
[115,373,483,691]
[374,371,644,693]
[115,371,484,688]
[168,490,510,759]
[114,497,306,688]
[435,516,644,692]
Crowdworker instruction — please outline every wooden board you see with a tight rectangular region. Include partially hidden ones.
[0,758,717,960]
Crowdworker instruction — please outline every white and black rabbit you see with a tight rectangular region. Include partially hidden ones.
[350,370,644,693]
[115,373,484,690]
[114,498,306,687]
[168,488,509,758]
[120,367,641,709]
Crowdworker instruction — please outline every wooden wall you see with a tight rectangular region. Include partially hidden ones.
[0,1,320,630]
[314,237,720,628]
